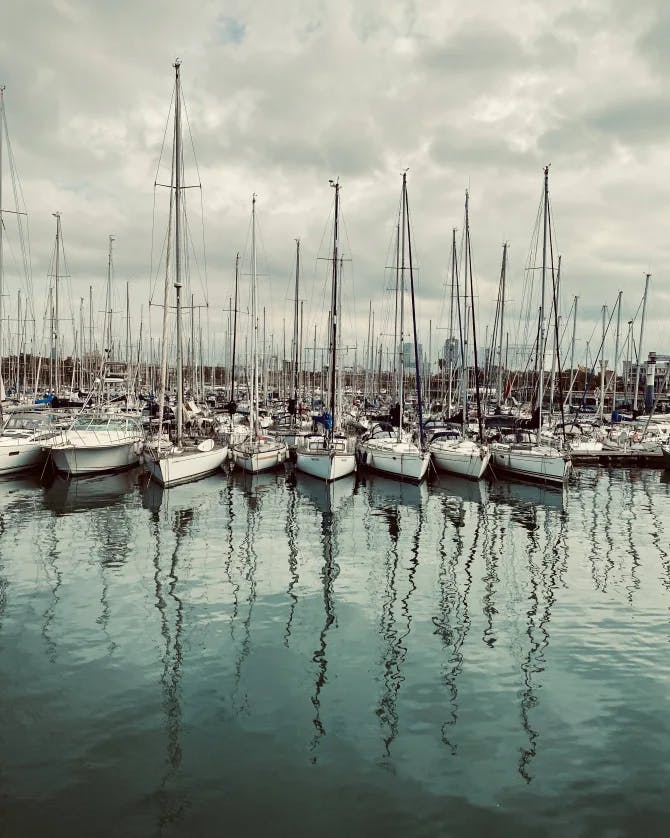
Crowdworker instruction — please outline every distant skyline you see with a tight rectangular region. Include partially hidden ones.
[1,0,668,374]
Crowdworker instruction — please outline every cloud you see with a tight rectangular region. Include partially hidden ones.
[0,0,668,374]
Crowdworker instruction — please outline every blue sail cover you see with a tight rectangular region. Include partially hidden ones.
[314,412,333,430]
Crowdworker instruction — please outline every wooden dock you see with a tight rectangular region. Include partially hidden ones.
[571,450,664,467]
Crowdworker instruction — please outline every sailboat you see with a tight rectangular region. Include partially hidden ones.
[47,235,145,476]
[296,179,356,481]
[231,195,288,474]
[490,166,571,485]
[429,193,490,480]
[144,60,228,488]
[356,172,431,483]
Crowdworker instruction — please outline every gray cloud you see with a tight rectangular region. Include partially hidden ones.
[0,0,668,371]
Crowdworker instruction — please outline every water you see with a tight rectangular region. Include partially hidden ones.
[1,466,669,836]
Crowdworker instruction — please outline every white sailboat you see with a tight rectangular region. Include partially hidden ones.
[296,179,356,482]
[144,60,228,488]
[491,166,571,486]
[48,236,145,476]
[430,194,490,480]
[231,195,288,474]
[356,172,430,483]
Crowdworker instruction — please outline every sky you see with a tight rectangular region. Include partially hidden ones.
[1,0,668,376]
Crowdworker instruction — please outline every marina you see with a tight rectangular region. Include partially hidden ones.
[2,5,670,833]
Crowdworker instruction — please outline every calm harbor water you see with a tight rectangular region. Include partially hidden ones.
[1,465,669,836]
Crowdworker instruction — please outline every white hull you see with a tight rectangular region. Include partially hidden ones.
[50,440,141,476]
[295,450,356,481]
[357,440,431,483]
[430,439,490,480]
[491,443,571,485]
[0,441,48,475]
[233,438,288,474]
[145,443,228,487]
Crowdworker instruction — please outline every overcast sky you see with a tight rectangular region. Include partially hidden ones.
[1,0,668,374]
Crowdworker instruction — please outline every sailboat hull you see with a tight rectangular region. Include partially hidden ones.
[357,440,431,483]
[430,439,490,480]
[145,443,228,487]
[233,439,288,474]
[295,450,356,481]
[491,443,571,485]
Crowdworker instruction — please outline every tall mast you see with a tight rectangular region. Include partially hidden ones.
[328,179,340,442]
[293,238,300,409]
[633,273,650,413]
[397,173,407,441]
[496,242,508,405]
[405,173,425,448]
[251,193,258,439]
[612,290,622,414]
[0,85,4,402]
[464,191,484,442]
[599,304,606,419]
[447,228,457,415]
[549,254,561,415]
[229,253,239,408]
[104,234,114,372]
[174,59,183,447]
[567,295,578,407]
[537,165,549,445]
[53,212,62,396]
[126,280,131,399]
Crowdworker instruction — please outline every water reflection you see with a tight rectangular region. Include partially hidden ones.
[647,474,670,592]
[429,472,490,506]
[364,473,428,511]
[231,470,280,716]
[152,496,193,829]
[363,473,426,760]
[512,484,568,783]
[284,476,300,646]
[40,535,63,665]
[489,478,566,513]
[5,465,670,833]
[433,492,485,754]
[43,468,140,514]
[295,474,355,759]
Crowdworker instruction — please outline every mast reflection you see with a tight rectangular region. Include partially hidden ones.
[284,473,300,646]
[515,494,567,782]
[365,475,426,759]
[152,499,194,828]
[433,493,484,753]
[230,471,279,715]
[295,474,354,758]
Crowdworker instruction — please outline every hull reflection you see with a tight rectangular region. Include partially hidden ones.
[294,472,355,515]
[489,477,566,512]
[429,472,490,505]
[363,473,429,510]
[44,468,140,513]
